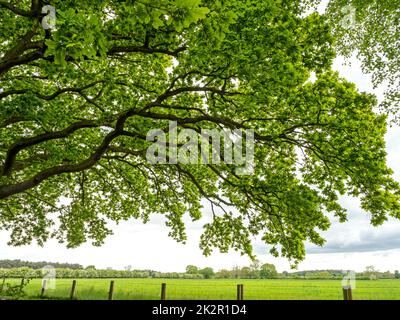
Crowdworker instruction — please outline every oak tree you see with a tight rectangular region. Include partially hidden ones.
[1,0,399,266]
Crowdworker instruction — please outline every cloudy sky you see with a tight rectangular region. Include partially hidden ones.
[1,5,400,273]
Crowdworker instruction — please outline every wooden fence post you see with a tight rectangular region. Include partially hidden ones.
[40,279,47,298]
[237,284,244,300]
[19,278,25,295]
[70,280,77,300]
[108,281,115,300]
[161,283,167,300]
[343,287,348,300]
[342,286,353,300]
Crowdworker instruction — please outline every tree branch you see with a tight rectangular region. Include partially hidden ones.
[2,119,105,176]
[108,45,187,57]
[0,128,120,199]
[0,1,34,17]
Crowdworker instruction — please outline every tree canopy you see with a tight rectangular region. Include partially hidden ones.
[0,0,399,266]
[199,267,214,279]
[319,0,400,120]
[185,265,199,274]
[259,263,278,279]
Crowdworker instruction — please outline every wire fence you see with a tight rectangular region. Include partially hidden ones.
[2,278,400,300]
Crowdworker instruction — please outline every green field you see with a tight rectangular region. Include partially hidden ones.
[5,278,400,300]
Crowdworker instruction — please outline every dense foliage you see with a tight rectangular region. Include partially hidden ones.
[321,0,400,119]
[1,0,399,266]
[0,259,83,269]
[0,265,397,280]
[0,277,31,299]
[0,267,159,279]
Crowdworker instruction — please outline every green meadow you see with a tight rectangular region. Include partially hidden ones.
[5,278,400,300]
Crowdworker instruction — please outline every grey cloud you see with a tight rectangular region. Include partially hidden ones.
[252,216,400,256]
[307,228,400,253]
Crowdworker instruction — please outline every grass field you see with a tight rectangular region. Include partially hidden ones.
[4,278,400,300]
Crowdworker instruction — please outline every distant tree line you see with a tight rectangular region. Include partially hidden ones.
[0,268,155,279]
[0,259,83,270]
[190,262,279,279]
[0,260,399,280]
